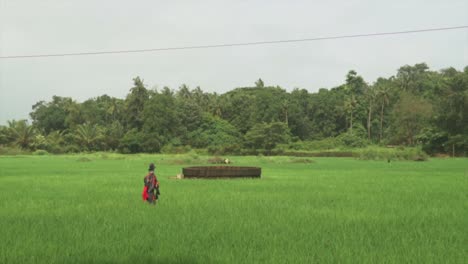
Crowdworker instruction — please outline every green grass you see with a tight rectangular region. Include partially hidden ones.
[0,154,466,263]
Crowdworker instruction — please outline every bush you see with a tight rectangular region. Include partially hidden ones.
[337,132,369,148]
[280,135,368,152]
[416,128,447,154]
[244,122,291,152]
[282,151,357,157]
[188,151,200,161]
[118,129,144,153]
[141,134,162,153]
[312,151,357,157]
[45,145,66,154]
[0,146,30,155]
[207,144,241,155]
[161,144,192,154]
[286,138,341,151]
[207,156,225,164]
[240,149,258,155]
[358,146,429,161]
[33,149,49,156]
[399,147,429,161]
[188,114,241,150]
[77,157,92,162]
[63,145,81,153]
[270,146,286,155]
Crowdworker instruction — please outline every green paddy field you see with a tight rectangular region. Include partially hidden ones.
[0,154,466,263]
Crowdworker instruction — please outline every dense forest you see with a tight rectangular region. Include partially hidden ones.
[1,63,467,156]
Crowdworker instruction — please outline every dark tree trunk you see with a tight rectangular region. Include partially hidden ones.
[380,103,384,142]
[367,103,372,140]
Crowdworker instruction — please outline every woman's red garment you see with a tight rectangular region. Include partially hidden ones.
[142,186,149,201]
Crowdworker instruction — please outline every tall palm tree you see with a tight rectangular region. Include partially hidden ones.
[365,87,378,140]
[207,94,222,118]
[281,99,289,126]
[344,70,366,133]
[344,96,357,133]
[377,84,391,142]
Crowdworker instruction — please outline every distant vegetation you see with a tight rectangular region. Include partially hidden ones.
[0,63,467,156]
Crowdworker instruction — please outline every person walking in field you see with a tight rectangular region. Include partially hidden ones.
[142,163,160,205]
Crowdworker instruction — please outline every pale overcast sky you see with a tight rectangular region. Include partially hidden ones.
[0,0,467,125]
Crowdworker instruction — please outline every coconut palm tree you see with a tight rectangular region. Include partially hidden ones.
[73,123,103,151]
[344,96,357,133]
[7,120,36,149]
[0,126,9,145]
[376,83,391,142]
[365,87,378,140]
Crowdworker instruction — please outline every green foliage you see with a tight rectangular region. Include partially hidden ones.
[207,156,226,164]
[7,63,467,156]
[244,122,291,153]
[118,129,144,154]
[117,130,162,154]
[374,78,393,142]
[31,134,52,151]
[0,146,30,155]
[78,95,124,127]
[73,123,104,151]
[358,146,429,161]
[445,134,468,156]
[124,77,149,130]
[0,126,9,145]
[416,128,448,154]
[7,120,36,149]
[188,114,241,153]
[389,92,433,145]
[285,138,341,151]
[30,96,74,134]
[337,132,369,148]
[221,86,289,134]
[161,144,192,154]
[396,63,430,93]
[282,151,357,157]
[287,89,314,140]
[142,87,181,145]
[63,144,81,153]
[102,121,125,151]
[338,134,363,148]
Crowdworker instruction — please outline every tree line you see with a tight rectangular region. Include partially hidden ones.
[1,63,467,155]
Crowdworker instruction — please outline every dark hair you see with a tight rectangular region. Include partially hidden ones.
[148,163,155,171]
